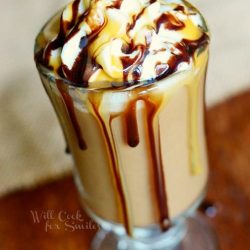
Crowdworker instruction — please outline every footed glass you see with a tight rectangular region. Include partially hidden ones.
[34,4,218,250]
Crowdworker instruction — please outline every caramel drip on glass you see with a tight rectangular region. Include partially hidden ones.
[88,93,132,236]
[56,80,87,150]
[183,36,208,175]
[187,78,202,175]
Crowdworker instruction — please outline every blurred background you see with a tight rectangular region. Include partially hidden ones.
[0,0,249,196]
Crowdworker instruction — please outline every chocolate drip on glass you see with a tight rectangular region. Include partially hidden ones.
[118,91,170,233]
[144,97,170,231]
[56,81,87,150]
[124,101,140,147]
[88,94,132,235]
[85,87,171,235]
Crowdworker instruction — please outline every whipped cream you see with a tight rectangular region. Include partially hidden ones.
[43,0,209,88]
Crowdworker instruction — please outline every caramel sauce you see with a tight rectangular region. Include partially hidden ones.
[186,76,202,175]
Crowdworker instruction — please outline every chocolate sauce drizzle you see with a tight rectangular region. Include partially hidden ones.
[88,90,170,235]
[61,19,106,85]
[43,0,105,85]
[125,95,170,231]
[144,97,170,230]
[107,0,122,9]
[42,0,209,87]
[56,80,87,150]
[121,35,152,84]
[124,101,139,147]
[88,94,132,235]
[156,33,209,81]
[44,0,82,66]
[126,7,146,32]
[156,13,185,33]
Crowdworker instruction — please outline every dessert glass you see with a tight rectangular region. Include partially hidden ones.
[35,8,217,250]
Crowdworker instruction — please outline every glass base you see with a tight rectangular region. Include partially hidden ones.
[91,214,218,250]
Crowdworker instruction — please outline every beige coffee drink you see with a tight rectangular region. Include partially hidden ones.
[35,0,209,236]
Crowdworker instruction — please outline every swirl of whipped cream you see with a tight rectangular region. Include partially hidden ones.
[43,0,209,88]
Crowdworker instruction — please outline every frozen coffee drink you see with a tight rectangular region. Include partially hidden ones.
[35,0,210,237]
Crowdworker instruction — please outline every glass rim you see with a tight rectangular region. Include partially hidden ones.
[35,61,195,94]
[35,61,166,92]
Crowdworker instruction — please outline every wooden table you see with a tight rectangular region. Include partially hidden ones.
[0,91,250,250]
